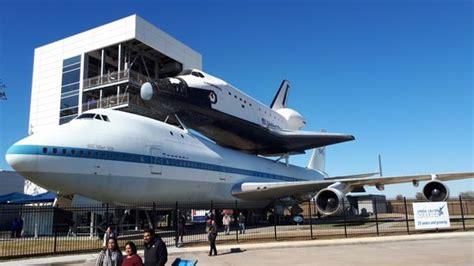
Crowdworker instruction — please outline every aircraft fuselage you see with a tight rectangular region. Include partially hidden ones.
[6,109,326,205]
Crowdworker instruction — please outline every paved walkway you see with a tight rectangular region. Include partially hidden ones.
[1,232,473,265]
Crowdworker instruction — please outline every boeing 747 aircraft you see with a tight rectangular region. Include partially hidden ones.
[139,69,354,155]
[6,109,473,215]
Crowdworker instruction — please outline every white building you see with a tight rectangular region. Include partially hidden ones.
[25,14,202,194]
[29,14,202,134]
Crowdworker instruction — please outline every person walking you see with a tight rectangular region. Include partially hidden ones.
[222,213,231,235]
[16,217,23,238]
[10,218,18,238]
[207,219,218,256]
[237,212,246,234]
[122,241,143,266]
[67,218,77,237]
[177,212,186,244]
[103,227,116,247]
[143,229,168,266]
[96,237,123,266]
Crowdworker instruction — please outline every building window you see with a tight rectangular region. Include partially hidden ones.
[59,56,81,125]
[60,95,79,110]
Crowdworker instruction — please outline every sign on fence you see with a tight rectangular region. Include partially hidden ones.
[413,202,450,230]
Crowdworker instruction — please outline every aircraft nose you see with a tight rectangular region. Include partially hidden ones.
[5,139,39,172]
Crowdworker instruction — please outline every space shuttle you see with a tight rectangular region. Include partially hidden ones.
[140,69,354,155]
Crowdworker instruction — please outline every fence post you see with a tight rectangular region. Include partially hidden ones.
[53,205,58,254]
[235,200,239,243]
[374,198,379,236]
[404,197,410,234]
[308,199,313,239]
[459,196,466,231]
[273,203,278,241]
[152,202,156,229]
[105,203,109,230]
[342,197,347,238]
[174,201,178,247]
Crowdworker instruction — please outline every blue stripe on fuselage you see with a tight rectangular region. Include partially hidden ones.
[7,145,303,182]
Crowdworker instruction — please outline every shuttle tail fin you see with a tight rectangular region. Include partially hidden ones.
[307,129,327,172]
[270,80,290,110]
[307,146,326,172]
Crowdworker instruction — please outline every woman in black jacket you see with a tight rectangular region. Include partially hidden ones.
[207,219,218,256]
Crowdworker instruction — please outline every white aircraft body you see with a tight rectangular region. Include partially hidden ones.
[6,109,473,215]
[139,69,354,155]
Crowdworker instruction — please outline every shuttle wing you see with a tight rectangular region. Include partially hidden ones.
[198,113,355,155]
[266,128,355,155]
[231,172,474,201]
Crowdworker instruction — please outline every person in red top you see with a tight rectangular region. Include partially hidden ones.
[122,241,143,266]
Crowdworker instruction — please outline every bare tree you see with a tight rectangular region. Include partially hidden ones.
[415,192,425,200]
[459,191,474,199]
[0,79,7,101]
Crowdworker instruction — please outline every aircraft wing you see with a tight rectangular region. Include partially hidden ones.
[231,172,474,201]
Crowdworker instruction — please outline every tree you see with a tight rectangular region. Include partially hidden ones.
[415,192,425,200]
[0,79,7,101]
[395,194,404,201]
[459,191,474,199]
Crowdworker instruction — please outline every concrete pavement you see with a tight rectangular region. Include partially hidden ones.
[1,232,473,265]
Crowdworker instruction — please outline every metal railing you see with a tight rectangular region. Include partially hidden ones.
[82,70,153,90]
[82,93,131,112]
[0,197,473,260]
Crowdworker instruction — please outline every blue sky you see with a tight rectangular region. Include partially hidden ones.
[0,0,472,198]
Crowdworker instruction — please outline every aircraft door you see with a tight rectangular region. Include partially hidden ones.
[150,147,162,174]
[219,158,228,182]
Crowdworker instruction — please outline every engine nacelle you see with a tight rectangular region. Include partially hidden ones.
[315,188,347,216]
[423,180,449,202]
[275,108,306,130]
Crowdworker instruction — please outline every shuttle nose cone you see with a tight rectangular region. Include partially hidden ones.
[140,82,154,101]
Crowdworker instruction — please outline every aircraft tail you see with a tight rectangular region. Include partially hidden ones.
[307,146,326,172]
[270,80,290,110]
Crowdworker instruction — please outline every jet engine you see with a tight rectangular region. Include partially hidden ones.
[422,180,449,202]
[315,188,347,216]
[275,108,306,130]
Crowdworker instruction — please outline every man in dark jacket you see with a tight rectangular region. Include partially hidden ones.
[144,229,168,266]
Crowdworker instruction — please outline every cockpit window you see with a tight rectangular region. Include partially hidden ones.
[180,69,204,78]
[179,69,193,75]
[76,113,110,122]
[191,71,205,78]
[76,113,95,119]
